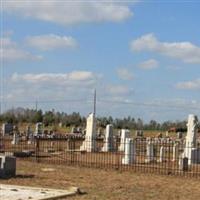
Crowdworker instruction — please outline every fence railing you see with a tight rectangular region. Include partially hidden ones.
[0,136,200,177]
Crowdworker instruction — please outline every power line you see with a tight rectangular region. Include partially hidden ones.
[1,97,200,111]
[3,98,89,104]
[98,99,200,110]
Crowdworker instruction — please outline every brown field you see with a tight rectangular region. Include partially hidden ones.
[0,160,200,200]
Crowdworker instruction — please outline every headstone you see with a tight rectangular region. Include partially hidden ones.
[26,125,31,139]
[27,133,34,145]
[102,124,114,152]
[80,113,96,152]
[172,143,179,162]
[122,138,135,165]
[11,133,20,145]
[191,148,200,164]
[119,129,130,151]
[158,146,165,162]
[135,130,143,137]
[117,130,121,137]
[71,127,76,133]
[76,127,82,133]
[179,154,188,171]
[1,123,13,136]
[35,122,43,137]
[145,141,154,163]
[184,114,198,165]
[0,155,16,178]
[157,132,163,138]
[176,132,183,139]
[97,128,102,136]
[165,131,169,137]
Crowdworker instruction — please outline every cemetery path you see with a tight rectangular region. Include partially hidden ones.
[0,160,199,200]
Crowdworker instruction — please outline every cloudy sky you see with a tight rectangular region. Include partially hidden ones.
[0,0,200,122]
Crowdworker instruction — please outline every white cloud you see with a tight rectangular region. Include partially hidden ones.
[0,37,42,62]
[139,59,159,70]
[117,68,134,80]
[106,85,133,96]
[26,34,78,51]
[176,79,200,90]
[130,33,200,64]
[11,71,100,86]
[4,1,134,26]
[4,71,138,116]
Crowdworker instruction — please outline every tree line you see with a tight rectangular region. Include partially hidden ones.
[0,107,199,131]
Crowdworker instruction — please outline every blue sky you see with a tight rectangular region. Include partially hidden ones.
[1,0,200,122]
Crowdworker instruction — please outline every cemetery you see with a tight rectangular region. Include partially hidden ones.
[0,111,200,199]
[0,113,200,178]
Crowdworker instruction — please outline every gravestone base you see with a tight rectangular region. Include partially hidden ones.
[80,139,96,152]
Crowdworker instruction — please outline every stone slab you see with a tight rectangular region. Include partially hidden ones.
[0,184,78,200]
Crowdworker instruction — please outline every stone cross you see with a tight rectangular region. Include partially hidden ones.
[185,114,198,147]
[184,114,198,165]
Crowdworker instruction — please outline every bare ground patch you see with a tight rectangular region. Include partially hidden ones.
[0,160,199,200]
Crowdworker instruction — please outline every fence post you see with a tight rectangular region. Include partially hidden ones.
[116,137,120,170]
[35,137,39,163]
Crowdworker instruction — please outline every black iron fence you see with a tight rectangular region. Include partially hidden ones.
[0,136,200,177]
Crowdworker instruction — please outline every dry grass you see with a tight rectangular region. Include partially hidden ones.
[0,160,199,200]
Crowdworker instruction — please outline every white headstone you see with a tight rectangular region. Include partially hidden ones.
[145,141,154,163]
[119,129,130,151]
[102,124,114,152]
[26,125,31,138]
[80,113,96,152]
[35,122,43,136]
[177,132,183,139]
[158,146,164,163]
[185,114,198,147]
[135,130,143,137]
[122,138,135,165]
[184,114,198,165]
[27,133,34,145]
[11,133,20,145]
[165,131,169,137]
[172,143,178,162]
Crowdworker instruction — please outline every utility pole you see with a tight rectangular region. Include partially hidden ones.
[35,100,38,111]
[93,89,96,117]
[0,0,3,115]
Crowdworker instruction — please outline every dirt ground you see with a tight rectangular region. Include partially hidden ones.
[0,160,200,200]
